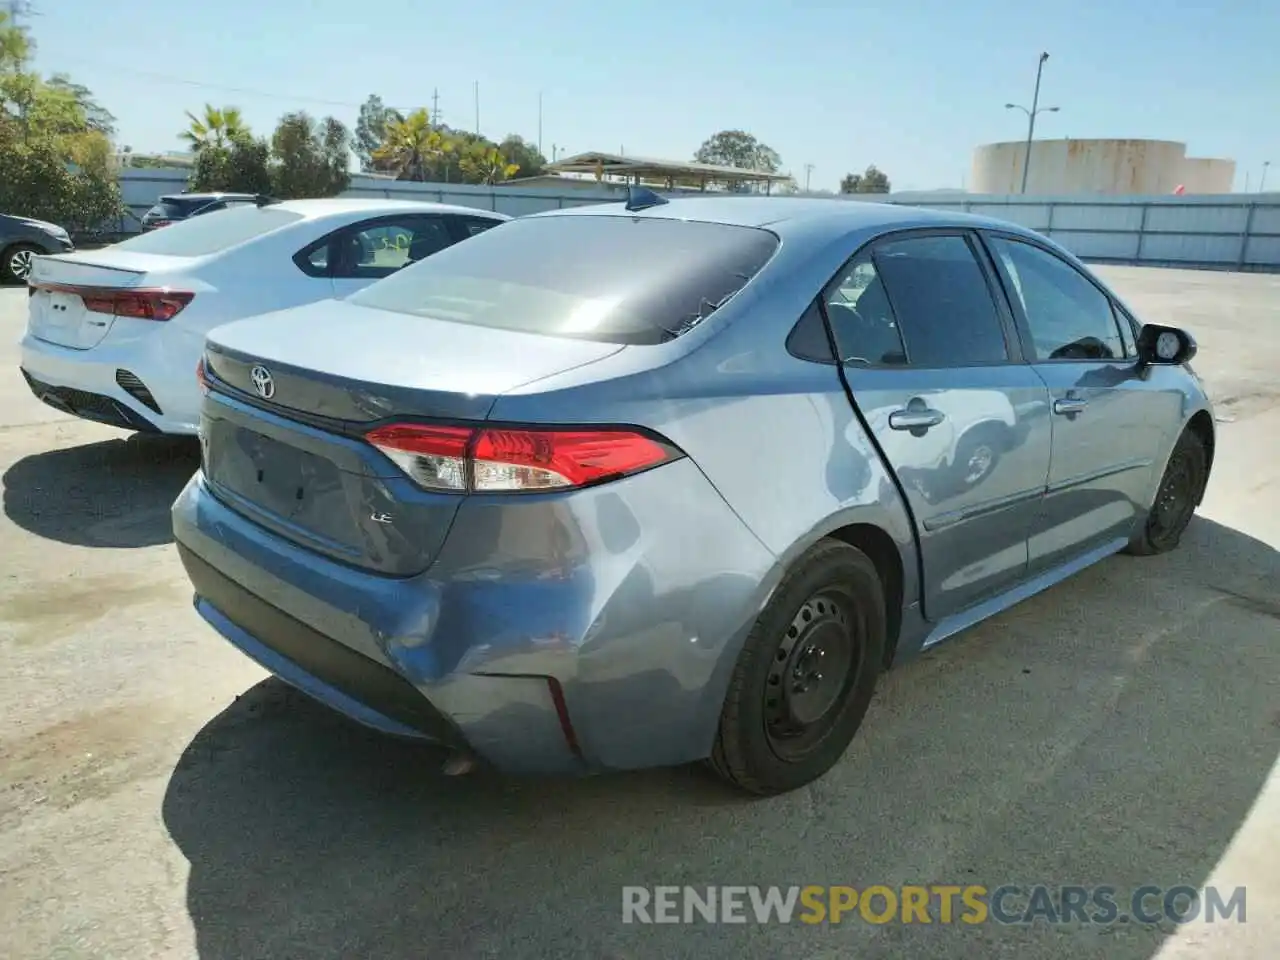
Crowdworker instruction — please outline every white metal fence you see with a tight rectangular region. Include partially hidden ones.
[882,192,1280,272]
[112,168,1280,271]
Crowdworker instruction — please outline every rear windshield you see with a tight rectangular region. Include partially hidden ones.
[345,214,781,345]
[147,197,216,219]
[116,205,303,257]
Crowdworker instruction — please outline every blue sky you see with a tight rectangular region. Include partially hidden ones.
[23,0,1280,192]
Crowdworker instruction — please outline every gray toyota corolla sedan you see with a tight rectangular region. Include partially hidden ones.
[173,193,1214,796]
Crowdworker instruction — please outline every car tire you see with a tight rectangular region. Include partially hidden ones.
[707,538,886,796]
[1124,429,1208,556]
[1,242,43,284]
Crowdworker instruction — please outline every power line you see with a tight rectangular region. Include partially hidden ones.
[52,57,422,115]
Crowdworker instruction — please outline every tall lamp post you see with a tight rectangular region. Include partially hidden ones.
[1261,161,1272,193]
[1006,52,1058,194]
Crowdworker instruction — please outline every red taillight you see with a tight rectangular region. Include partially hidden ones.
[80,288,194,321]
[364,423,679,493]
[196,356,209,395]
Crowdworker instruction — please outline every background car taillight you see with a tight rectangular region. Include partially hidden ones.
[364,423,682,493]
[196,356,209,395]
[80,288,194,321]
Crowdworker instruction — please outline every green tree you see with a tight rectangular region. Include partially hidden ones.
[270,111,351,198]
[180,104,249,152]
[354,94,402,172]
[46,73,115,135]
[458,140,519,185]
[0,13,121,231]
[840,164,891,194]
[497,134,545,180]
[372,108,454,182]
[694,129,781,192]
[189,133,272,194]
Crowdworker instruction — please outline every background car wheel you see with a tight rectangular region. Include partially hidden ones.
[707,538,886,796]
[954,426,1004,488]
[1124,429,1207,556]
[1,243,42,284]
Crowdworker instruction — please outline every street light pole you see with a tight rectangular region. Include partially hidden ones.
[1261,161,1272,192]
[1005,52,1059,195]
[804,163,814,192]
[1021,52,1048,193]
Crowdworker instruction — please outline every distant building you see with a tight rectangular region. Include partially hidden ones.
[971,139,1235,195]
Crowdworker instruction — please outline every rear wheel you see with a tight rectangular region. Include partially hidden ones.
[708,539,886,796]
[1125,429,1207,556]
[1,243,42,284]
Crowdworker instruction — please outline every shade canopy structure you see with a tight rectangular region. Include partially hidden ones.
[545,151,793,192]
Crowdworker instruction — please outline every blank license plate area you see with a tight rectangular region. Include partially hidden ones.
[32,290,80,329]
[206,419,353,538]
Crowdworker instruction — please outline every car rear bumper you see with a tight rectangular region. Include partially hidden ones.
[20,331,200,434]
[171,458,777,775]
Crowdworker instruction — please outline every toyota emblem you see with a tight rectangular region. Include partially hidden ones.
[249,365,275,400]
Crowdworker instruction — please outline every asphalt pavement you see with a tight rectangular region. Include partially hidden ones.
[0,266,1277,959]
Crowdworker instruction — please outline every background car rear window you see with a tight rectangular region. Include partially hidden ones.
[871,235,1009,366]
[345,214,780,345]
[115,206,303,256]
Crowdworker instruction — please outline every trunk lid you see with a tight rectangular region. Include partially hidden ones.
[201,299,625,575]
[26,250,193,350]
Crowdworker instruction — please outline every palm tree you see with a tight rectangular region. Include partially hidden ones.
[459,142,519,185]
[180,104,248,152]
[371,108,453,181]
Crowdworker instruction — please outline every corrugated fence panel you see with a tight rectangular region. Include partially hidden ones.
[1144,204,1250,235]
[1249,205,1280,234]
[1050,204,1144,232]
[1055,231,1142,260]
[1139,232,1241,264]
[1244,235,1280,266]
[106,171,1280,269]
[965,204,1051,230]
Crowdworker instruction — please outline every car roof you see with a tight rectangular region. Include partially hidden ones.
[266,197,512,221]
[531,195,1034,241]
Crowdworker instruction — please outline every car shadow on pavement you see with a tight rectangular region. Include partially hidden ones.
[162,516,1280,960]
[2,434,198,548]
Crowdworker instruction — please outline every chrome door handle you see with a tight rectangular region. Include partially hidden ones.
[1053,397,1088,415]
[888,407,945,430]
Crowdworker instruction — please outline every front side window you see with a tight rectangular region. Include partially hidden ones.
[989,237,1125,361]
[346,214,780,345]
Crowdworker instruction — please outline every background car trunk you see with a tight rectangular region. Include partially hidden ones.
[26,251,193,350]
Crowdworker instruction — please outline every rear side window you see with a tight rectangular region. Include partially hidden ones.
[872,235,1009,366]
[345,214,780,345]
[456,216,502,237]
[115,206,303,256]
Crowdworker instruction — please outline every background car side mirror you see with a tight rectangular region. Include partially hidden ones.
[1135,323,1197,367]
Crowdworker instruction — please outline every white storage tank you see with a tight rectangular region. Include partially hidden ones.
[970,139,1235,195]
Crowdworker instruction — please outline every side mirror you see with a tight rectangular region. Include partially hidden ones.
[1135,323,1197,366]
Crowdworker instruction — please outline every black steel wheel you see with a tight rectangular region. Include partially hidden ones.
[763,590,863,762]
[708,539,886,796]
[1126,429,1207,556]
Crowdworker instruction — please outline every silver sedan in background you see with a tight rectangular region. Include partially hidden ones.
[172,194,1213,796]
